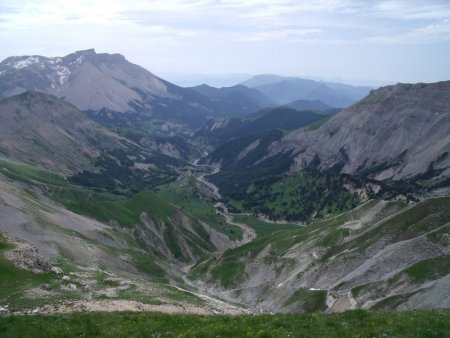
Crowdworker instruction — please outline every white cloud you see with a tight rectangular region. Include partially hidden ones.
[367,19,450,44]
[374,0,450,20]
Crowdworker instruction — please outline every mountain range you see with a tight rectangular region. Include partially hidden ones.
[206,81,450,185]
[0,49,449,316]
[0,50,372,133]
[0,49,268,132]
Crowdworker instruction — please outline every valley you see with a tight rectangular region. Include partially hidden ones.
[0,153,448,315]
[0,49,449,337]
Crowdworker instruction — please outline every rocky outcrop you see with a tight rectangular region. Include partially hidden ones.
[2,231,52,273]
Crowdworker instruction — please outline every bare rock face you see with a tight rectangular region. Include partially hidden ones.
[269,81,450,180]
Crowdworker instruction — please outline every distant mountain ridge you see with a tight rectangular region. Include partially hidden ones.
[188,84,274,117]
[241,74,373,107]
[197,106,327,147]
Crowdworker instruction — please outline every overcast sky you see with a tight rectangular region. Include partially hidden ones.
[1,0,449,86]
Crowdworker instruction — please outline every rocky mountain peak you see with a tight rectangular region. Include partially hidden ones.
[0,49,170,112]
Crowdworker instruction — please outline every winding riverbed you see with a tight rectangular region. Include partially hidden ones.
[194,164,256,245]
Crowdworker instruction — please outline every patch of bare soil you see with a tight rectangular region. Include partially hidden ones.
[24,298,248,316]
[35,300,211,314]
[330,291,356,313]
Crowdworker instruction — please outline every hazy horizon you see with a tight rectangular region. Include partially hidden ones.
[1,0,449,86]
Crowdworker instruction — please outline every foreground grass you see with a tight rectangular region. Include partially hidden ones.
[0,310,448,337]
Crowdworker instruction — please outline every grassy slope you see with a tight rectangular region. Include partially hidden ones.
[190,201,386,287]
[0,234,206,310]
[1,158,242,240]
[158,177,243,240]
[0,310,448,337]
[0,158,246,271]
[190,198,450,295]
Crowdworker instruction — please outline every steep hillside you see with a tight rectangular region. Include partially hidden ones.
[190,198,450,312]
[241,74,372,107]
[272,81,450,183]
[0,91,125,174]
[0,156,249,313]
[0,92,187,191]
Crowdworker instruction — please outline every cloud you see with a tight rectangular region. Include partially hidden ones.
[374,0,450,20]
[366,19,450,44]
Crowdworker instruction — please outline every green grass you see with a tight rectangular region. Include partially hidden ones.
[190,226,314,287]
[129,251,166,279]
[317,227,351,247]
[403,255,450,284]
[116,281,205,307]
[233,214,300,237]
[0,310,448,337]
[80,191,175,227]
[0,158,243,268]
[284,289,327,312]
[0,159,68,186]
[371,293,417,311]
[210,260,246,288]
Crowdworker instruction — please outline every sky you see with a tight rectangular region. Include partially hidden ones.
[1,0,449,86]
